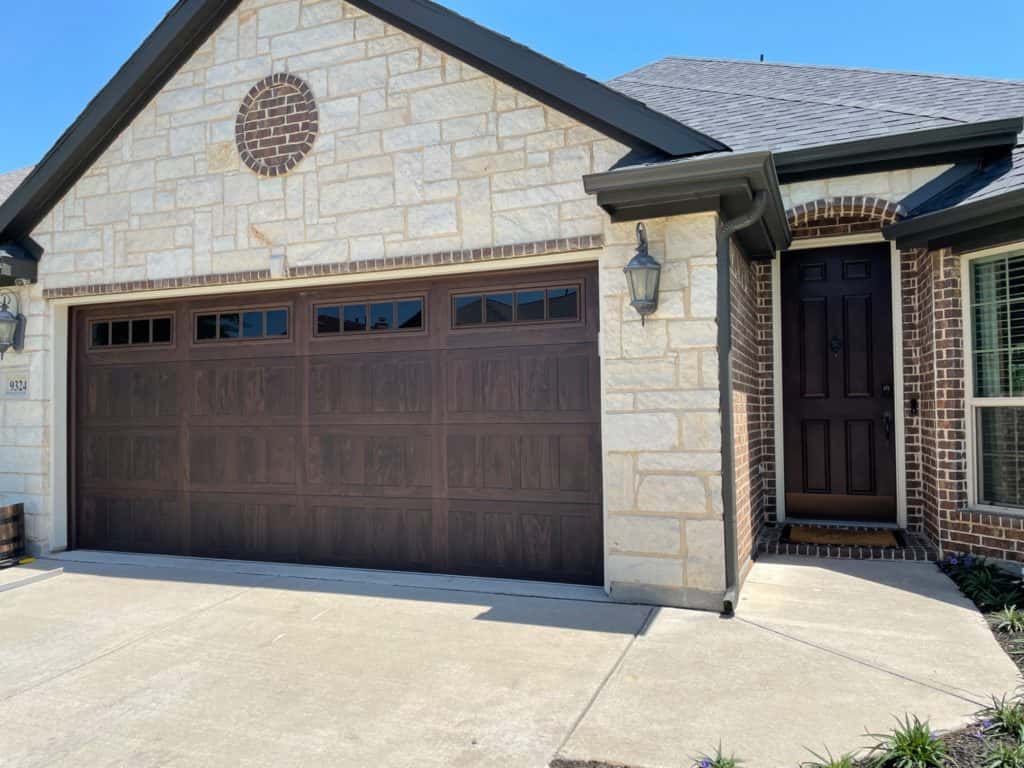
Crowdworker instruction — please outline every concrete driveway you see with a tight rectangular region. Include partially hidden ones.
[1,553,1019,768]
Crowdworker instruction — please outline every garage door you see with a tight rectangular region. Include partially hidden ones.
[71,266,603,584]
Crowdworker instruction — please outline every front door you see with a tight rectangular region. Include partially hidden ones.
[781,243,897,524]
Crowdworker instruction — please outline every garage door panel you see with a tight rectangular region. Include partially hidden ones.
[306,428,434,494]
[78,492,182,554]
[445,426,601,503]
[447,501,601,583]
[82,365,179,425]
[73,265,602,584]
[79,429,180,490]
[310,354,433,418]
[189,428,299,490]
[189,494,301,562]
[302,501,436,570]
[191,360,299,422]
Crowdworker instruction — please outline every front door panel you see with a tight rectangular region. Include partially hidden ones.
[781,243,897,523]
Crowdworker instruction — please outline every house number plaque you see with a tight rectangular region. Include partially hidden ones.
[2,367,29,397]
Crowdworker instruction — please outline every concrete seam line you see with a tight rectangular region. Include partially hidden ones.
[0,584,257,704]
[551,606,657,762]
[736,616,989,707]
[0,567,63,593]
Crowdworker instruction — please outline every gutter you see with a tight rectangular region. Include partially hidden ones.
[884,187,1024,250]
[774,117,1023,183]
[717,190,768,616]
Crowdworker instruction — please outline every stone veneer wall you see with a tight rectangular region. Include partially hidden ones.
[730,243,773,583]
[600,213,728,610]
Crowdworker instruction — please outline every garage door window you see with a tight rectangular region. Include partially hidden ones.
[315,298,424,335]
[453,286,579,327]
[90,316,173,348]
[195,308,289,342]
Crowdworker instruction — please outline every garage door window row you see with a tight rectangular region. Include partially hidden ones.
[90,316,173,348]
[315,298,424,335]
[452,285,579,327]
[195,308,289,342]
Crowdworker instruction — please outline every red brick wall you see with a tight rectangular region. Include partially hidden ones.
[730,244,774,583]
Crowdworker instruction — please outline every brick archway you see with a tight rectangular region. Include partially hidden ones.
[786,196,907,239]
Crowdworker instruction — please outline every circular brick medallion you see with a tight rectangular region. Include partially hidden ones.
[235,73,319,177]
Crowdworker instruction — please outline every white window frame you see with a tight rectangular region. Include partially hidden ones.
[962,241,1024,515]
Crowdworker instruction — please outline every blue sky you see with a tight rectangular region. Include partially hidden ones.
[1,0,1021,172]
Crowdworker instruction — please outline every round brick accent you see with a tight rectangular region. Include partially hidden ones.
[235,73,318,177]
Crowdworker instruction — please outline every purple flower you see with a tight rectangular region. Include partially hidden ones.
[949,556,960,566]
[699,760,712,768]
[982,719,994,729]
[929,733,939,742]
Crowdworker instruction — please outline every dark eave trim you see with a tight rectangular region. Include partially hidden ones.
[583,151,792,255]
[884,187,1024,251]
[347,0,728,158]
[775,118,1023,183]
[0,0,240,242]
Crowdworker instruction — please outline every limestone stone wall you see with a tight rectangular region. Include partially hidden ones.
[780,166,951,212]
[29,0,629,288]
[599,213,726,609]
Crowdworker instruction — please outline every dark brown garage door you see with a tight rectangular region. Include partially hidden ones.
[71,266,603,584]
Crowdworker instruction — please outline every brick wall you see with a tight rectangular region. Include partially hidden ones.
[729,243,773,583]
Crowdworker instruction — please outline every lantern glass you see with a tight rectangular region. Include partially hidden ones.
[0,295,18,357]
[622,223,661,323]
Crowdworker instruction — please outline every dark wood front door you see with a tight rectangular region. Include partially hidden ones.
[70,265,603,585]
[781,243,897,524]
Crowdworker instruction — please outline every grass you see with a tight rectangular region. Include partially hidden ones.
[982,696,1024,738]
[984,741,1024,768]
[801,748,858,767]
[941,555,1023,612]
[991,606,1024,634]
[692,745,743,768]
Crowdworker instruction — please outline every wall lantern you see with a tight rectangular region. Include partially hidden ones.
[623,222,661,325]
[0,290,26,359]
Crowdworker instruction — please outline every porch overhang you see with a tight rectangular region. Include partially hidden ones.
[583,151,792,256]
[884,188,1024,252]
[0,239,40,286]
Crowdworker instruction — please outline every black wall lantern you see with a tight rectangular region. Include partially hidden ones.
[623,222,661,325]
[0,290,26,359]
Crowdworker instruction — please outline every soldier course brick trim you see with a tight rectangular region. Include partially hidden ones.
[41,235,604,299]
[235,73,318,178]
[787,196,907,239]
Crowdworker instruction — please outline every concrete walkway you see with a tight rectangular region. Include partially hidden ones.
[0,553,1018,767]
[558,555,1022,768]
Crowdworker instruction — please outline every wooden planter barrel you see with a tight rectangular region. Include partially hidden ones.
[0,503,25,564]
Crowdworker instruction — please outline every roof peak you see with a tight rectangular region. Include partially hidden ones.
[640,56,1024,88]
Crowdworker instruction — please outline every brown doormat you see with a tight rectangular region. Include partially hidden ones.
[783,525,903,548]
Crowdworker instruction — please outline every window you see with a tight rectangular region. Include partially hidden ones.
[969,252,1024,509]
[314,298,423,336]
[195,308,289,342]
[90,316,173,348]
[452,285,580,327]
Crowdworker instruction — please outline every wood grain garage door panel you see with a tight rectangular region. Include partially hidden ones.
[72,266,602,584]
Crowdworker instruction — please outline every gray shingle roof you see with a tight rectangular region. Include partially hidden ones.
[0,166,32,207]
[609,57,1024,221]
[609,57,1024,153]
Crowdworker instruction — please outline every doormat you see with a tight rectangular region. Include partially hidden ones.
[782,525,905,548]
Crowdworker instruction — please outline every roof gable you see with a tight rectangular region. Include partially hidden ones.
[0,0,726,245]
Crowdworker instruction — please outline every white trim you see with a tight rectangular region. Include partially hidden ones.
[772,233,907,528]
[960,241,1024,514]
[46,251,600,555]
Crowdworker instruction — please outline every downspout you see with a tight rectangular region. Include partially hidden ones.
[717,190,768,616]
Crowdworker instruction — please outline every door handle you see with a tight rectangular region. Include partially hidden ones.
[882,411,893,440]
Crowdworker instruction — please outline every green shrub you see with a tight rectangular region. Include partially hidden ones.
[991,606,1024,633]
[865,715,947,768]
[984,742,1024,768]
[981,695,1024,738]
[943,555,1023,610]
[692,744,743,768]
[802,748,858,768]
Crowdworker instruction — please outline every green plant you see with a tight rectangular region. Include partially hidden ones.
[981,696,1024,737]
[984,742,1024,768]
[991,606,1024,633]
[692,744,743,768]
[865,715,947,768]
[944,556,1024,610]
[802,747,858,768]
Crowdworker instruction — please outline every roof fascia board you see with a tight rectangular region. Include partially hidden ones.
[775,118,1023,183]
[584,151,791,253]
[884,188,1024,250]
[0,0,241,241]
[348,0,729,158]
